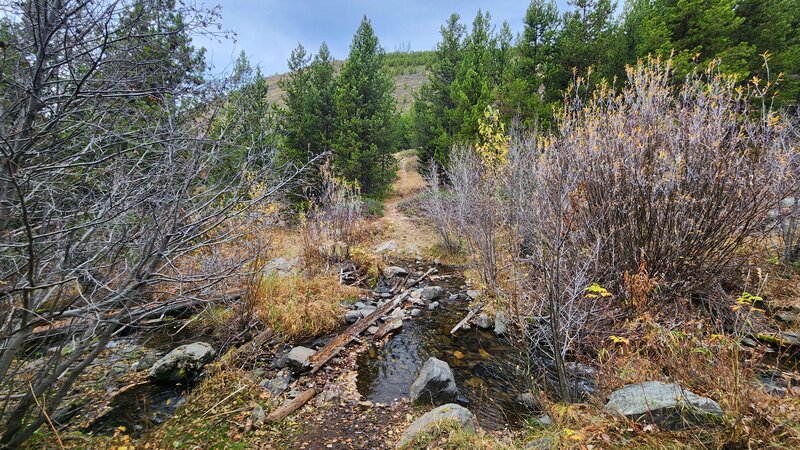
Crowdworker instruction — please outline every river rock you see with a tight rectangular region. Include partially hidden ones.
[466,290,480,300]
[410,357,459,405]
[284,346,316,374]
[494,311,508,336]
[410,308,422,317]
[421,286,444,301]
[353,301,367,309]
[367,326,379,335]
[475,313,493,330]
[448,294,459,301]
[396,404,476,448]
[428,301,440,310]
[345,310,362,323]
[251,405,266,425]
[263,256,300,277]
[359,307,377,318]
[375,240,399,254]
[604,381,723,429]
[149,342,215,383]
[131,352,157,372]
[383,266,409,278]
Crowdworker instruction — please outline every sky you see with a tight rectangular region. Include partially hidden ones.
[194,0,573,76]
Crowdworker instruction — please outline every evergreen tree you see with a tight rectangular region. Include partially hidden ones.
[333,16,397,197]
[500,0,560,127]
[413,13,466,168]
[278,42,337,197]
[556,0,617,87]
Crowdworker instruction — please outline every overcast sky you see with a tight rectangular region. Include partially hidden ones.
[194,1,575,75]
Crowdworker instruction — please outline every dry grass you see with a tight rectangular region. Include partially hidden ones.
[254,273,360,339]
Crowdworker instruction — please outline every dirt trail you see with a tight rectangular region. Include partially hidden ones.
[372,150,436,255]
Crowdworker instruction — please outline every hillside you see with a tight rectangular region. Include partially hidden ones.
[264,51,432,112]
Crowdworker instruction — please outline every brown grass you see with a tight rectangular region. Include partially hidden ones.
[254,273,360,339]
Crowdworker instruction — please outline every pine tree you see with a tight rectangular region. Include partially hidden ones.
[413,13,466,168]
[333,16,397,197]
[556,0,617,87]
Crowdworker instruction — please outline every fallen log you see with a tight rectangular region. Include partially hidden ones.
[305,267,436,374]
[266,387,317,423]
[450,302,484,335]
[374,318,403,339]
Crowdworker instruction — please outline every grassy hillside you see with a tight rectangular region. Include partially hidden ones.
[264,50,431,112]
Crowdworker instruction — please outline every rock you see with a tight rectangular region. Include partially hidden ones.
[775,311,799,325]
[475,313,493,330]
[410,357,459,405]
[604,381,723,429]
[149,342,215,383]
[353,301,367,309]
[251,405,266,425]
[261,369,292,396]
[448,294,459,301]
[381,292,393,299]
[421,286,444,301]
[315,387,342,407]
[359,307,377,318]
[375,240,398,254]
[517,392,541,410]
[756,331,800,348]
[494,311,508,336]
[396,404,476,448]
[383,266,409,278]
[375,318,403,338]
[263,256,300,277]
[533,414,553,427]
[524,436,556,450]
[367,326,379,335]
[131,352,157,372]
[466,290,480,300]
[345,310,362,323]
[284,346,316,374]
[780,197,796,208]
[428,301,440,310]
[410,308,422,317]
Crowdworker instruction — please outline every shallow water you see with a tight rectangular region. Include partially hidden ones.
[356,266,532,429]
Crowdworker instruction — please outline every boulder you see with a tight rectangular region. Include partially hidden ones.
[375,240,399,254]
[421,286,444,301]
[475,313,493,330]
[383,266,409,278]
[284,346,316,374]
[260,368,292,396]
[396,404,476,448]
[604,381,723,429]
[149,342,215,383]
[494,311,508,336]
[410,357,459,405]
[345,310,362,323]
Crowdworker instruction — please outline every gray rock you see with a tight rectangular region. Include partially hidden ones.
[396,404,476,448]
[524,436,555,450]
[251,405,266,425]
[261,368,292,396]
[383,266,409,278]
[375,240,399,254]
[263,256,300,277]
[421,286,444,301]
[448,294,459,301]
[533,414,553,427]
[494,310,508,336]
[775,311,799,325]
[604,381,723,429]
[475,313,493,330]
[428,301,440,310]
[149,342,215,383]
[466,290,480,300]
[359,307,377,318]
[517,391,541,410]
[345,310,362,323]
[367,326,379,335]
[284,346,316,374]
[410,357,459,405]
[410,308,422,317]
[131,352,157,372]
[353,301,367,309]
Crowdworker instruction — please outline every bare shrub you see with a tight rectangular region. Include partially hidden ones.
[0,1,297,446]
[301,162,364,269]
[420,162,462,253]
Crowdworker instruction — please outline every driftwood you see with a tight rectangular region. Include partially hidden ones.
[306,267,436,374]
[450,302,484,335]
[266,387,317,423]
